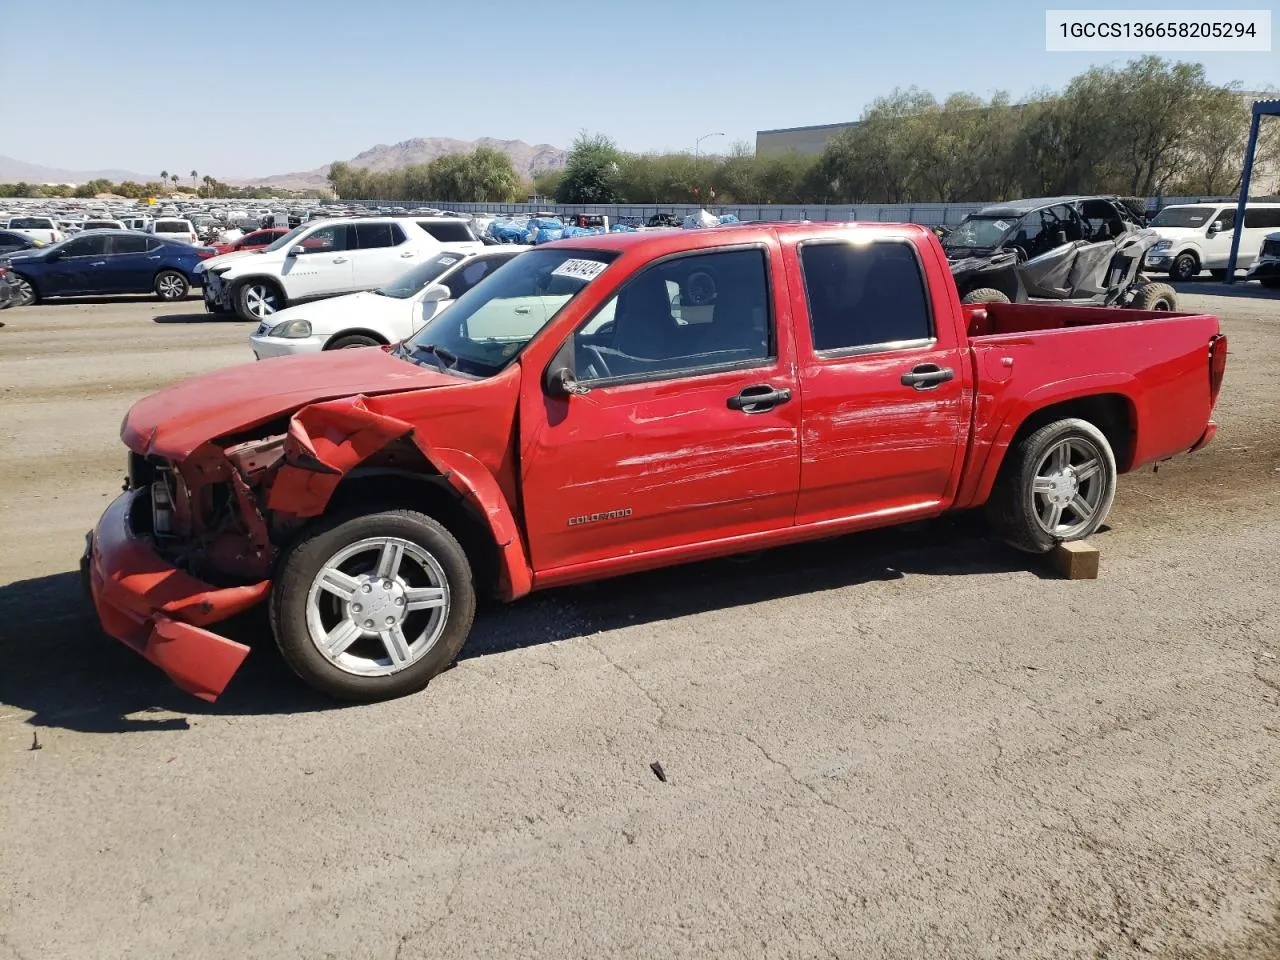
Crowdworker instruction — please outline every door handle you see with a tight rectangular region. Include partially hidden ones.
[400,251,415,257]
[514,306,531,315]
[90,261,106,266]
[333,257,348,264]
[147,255,161,260]
[900,364,955,390]
[727,384,792,413]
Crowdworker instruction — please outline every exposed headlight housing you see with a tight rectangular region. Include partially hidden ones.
[1150,239,1172,251]
[268,318,311,338]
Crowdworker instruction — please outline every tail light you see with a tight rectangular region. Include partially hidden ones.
[1209,334,1227,405]
[196,248,215,260]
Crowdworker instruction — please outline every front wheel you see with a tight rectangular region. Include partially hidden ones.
[270,509,476,701]
[986,418,1117,553]
[154,270,189,302]
[9,274,37,306]
[1261,278,1280,290]
[1170,252,1199,281]
[327,334,382,350]
[234,279,284,322]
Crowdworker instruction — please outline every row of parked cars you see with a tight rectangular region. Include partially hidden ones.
[3,196,1279,317]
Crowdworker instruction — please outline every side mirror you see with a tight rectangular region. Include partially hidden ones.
[1207,221,1224,236]
[288,244,306,257]
[544,366,589,398]
[421,283,450,303]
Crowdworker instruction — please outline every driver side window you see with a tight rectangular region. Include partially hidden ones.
[572,248,772,385]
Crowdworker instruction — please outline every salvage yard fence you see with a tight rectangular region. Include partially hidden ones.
[336,196,1236,225]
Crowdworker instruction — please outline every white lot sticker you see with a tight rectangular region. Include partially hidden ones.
[551,258,608,282]
[992,220,1010,230]
[437,256,458,265]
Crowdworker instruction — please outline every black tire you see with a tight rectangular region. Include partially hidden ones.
[960,287,1010,305]
[270,508,476,702]
[1129,281,1177,311]
[153,270,189,302]
[327,334,383,350]
[9,273,37,306]
[234,278,285,322]
[1261,278,1280,290]
[986,418,1117,554]
[1170,252,1199,281]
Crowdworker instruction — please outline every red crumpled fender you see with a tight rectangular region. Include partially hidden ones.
[264,395,533,601]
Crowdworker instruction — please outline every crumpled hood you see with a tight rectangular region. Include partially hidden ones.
[123,348,464,460]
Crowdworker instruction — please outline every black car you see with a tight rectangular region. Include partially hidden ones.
[941,196,1175,310]
[0,229,41,255]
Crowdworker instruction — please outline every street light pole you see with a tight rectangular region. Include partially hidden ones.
[693,132,725,206]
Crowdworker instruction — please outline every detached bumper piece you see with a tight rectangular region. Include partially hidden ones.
[85,490,269,701]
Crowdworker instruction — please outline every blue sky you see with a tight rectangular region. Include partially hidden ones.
[4,0,1275,178]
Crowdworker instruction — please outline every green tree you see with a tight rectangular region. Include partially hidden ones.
[555,132,624,203]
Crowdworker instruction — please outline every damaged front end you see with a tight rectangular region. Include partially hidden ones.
[85,393,497,701]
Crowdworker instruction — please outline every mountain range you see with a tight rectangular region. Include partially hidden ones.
[0,137,568,191]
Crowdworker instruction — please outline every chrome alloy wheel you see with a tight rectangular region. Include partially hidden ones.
[157,274,186,299]
[305,537,450,677]
[244,283,278,319]
[1031,436,1106,538]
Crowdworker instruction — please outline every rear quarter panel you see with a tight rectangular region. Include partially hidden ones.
[957,312,1220,507]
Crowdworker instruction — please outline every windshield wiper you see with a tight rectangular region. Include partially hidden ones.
[411,342,460,372]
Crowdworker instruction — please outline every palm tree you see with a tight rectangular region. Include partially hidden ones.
[170,174,179,192]
[190,169,198,188]
[202,174,214,197]
[160,169,168,183]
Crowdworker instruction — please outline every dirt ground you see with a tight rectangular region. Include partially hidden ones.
[1,283,1278,960]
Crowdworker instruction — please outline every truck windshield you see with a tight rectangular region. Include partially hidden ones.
[400,248,618,377]
[1149,206,1217,229]
[942,216,1014,252]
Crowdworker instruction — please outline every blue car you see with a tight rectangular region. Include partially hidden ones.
[0,230,212,306]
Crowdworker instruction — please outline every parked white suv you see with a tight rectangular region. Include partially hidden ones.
[147,218,200,245]
[249,246,527,359]
[203,217,484,321]
[4,216,63,244]
[1145,201,1280,280]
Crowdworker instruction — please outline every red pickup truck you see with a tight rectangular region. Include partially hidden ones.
[84,222,1227,702]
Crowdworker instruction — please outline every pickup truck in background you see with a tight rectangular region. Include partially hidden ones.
[84,222,1227,703]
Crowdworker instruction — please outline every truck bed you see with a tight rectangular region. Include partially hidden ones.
[962,301,1212,338]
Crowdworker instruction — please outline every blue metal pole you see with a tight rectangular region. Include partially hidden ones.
[1224,107,1261,284]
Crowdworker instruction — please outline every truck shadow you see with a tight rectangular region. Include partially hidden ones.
[1171,279,1280,300]
[0,514,1057,734]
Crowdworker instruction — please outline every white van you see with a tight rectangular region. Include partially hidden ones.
[1145,201,1280,280]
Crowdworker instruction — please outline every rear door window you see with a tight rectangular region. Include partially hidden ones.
[418,221,475,242]
[799,240,933,353]
[354,222,405,249]
[110,234,149,255]
[1244,208,1280,229]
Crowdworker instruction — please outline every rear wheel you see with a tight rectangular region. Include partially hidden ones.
[1129,281,1177,311]
[1170,252,1199,281]
[270,509,476,701]
[9,274,36,306]
[960,287,1011,305]
[987,418,1117,554]
[234,279,284,322]
[327,334,383,350]
[154,270,189,302]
